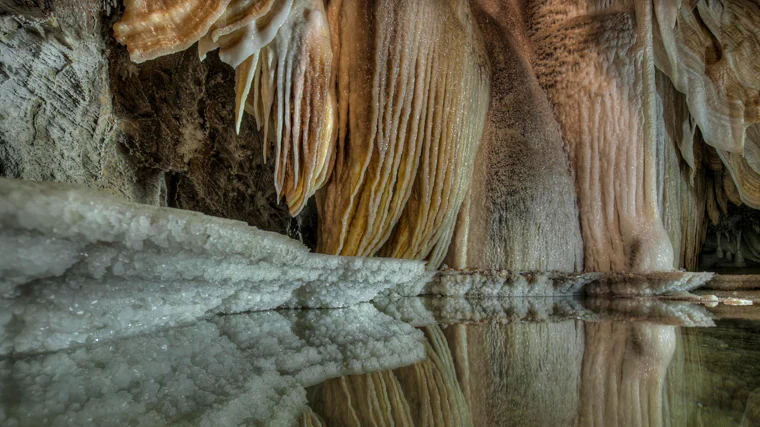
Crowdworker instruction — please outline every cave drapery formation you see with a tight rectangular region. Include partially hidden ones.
[113,0,491,269]
[316,0,490,269]
[109,0,760,274]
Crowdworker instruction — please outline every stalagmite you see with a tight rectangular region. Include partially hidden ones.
[444,0,584,272]
[736,230,746,267]
[528,0,674,272]
[317,0,491,269]
[114,0,336,215]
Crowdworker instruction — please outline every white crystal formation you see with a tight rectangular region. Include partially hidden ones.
[426,268,602,297]
[375,296,714,328]
[0,178,427,312]
[584,271,715,297]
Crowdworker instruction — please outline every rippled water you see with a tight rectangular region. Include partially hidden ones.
[3,296,760,426]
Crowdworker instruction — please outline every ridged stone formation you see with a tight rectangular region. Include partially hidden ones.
[317,0,491,269]
[653,1,760,220]
[445,0,584,273]
[528,0,674,272]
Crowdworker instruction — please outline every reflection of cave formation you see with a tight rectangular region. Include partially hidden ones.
[303,318,714,427]
[578,323,676,427]
[309,325,472,426]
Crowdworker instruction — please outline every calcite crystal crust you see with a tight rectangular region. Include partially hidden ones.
[0,178,429,354]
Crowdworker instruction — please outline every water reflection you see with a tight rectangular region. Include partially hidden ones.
[3,297,760,426]
[1,305,426,426]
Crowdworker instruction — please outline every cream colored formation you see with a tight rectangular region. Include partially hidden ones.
[317,0,490,268]
[113,0,760,273]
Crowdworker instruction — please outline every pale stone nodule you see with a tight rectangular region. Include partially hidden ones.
[317,0,491,269]
[113,0,335,215]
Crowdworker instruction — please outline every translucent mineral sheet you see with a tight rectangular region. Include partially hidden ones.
[0,178,427,323]
[1,304,426,426]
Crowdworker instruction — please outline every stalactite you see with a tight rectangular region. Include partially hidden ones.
[299,407,326,427]
[114,0,336,215]
[653,0,760,155]
[653,1,760,211]
[655,70,685,270]
[679,162,708,271]
[393,326,473,427]
[317,0,491,269]
[310,371,415,426]
[655,69,709,271]
[309,325,473,427]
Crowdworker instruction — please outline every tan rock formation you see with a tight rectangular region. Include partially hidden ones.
[317,0,491,269]
[528,0,674,272]
[444,0,584,272]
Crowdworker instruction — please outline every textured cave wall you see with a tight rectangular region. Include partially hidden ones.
[107,31,317,244]
[445,0,584,272]
[0,0,148,199]
[0,1,312,244]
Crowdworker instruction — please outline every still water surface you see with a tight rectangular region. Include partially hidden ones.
[3,296,760,426]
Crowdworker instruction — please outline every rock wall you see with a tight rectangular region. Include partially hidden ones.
[0,0,313,245]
